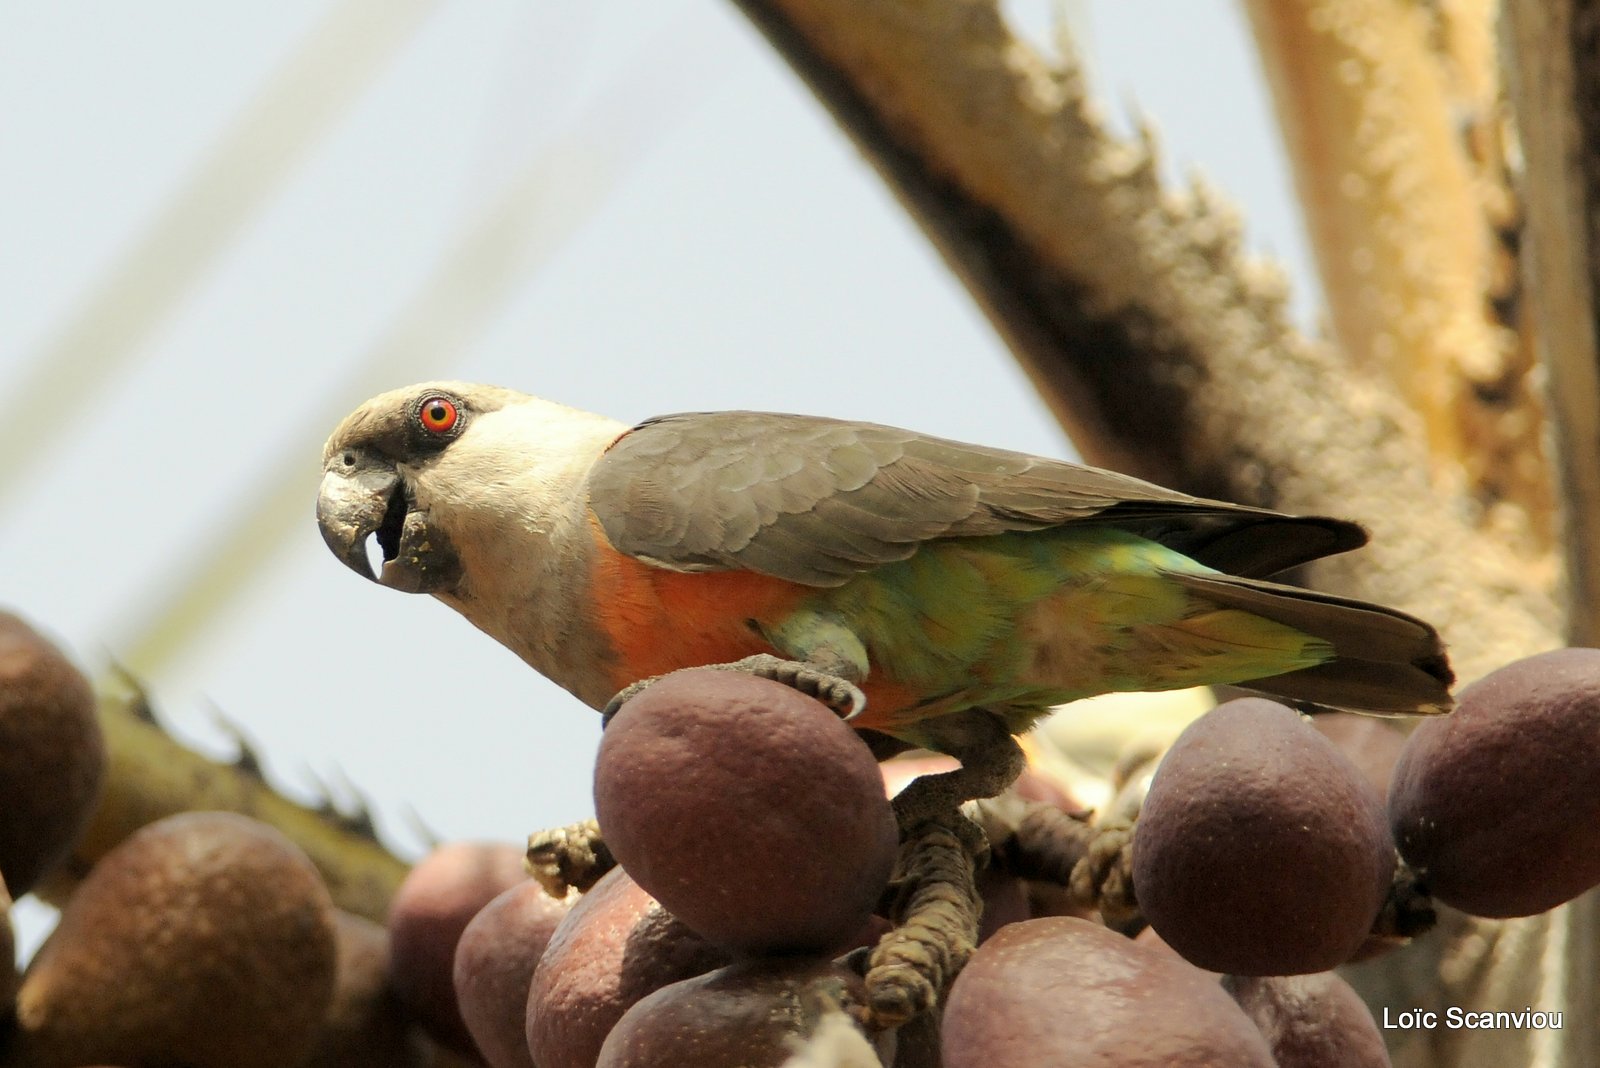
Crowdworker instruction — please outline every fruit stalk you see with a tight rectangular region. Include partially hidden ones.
[35,670,409,924]
[525,818,614,898]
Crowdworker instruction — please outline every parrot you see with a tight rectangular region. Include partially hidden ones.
[316,382,1452,808]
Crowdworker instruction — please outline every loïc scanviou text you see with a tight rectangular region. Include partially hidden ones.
[1382,1008,1562,1030]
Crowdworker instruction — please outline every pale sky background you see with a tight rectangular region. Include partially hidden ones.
[0,1,1317,942]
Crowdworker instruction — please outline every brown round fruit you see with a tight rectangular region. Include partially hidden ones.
[1132,698,1393,975]
[0,612,105,895]
[594,669,897,955]
[13,812,337,1068]
[1224,973,1391,1068]
[942,916,1275,1067]
[526,866,729,1068]
[387,840,528,1053]
[454,880,572,1068]
[595,958,875,1068]
[307,911,428,1068]
[1388,648,1600,917]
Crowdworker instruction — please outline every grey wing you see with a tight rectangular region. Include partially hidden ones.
[584,411,1365,587]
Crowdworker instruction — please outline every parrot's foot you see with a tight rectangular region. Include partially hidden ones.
[721,653,867,719]
[526,818,614,897]
[890,716,1027,835]
[974,799,1141,933]
[602,654,867,723]
[862,810,982,1029]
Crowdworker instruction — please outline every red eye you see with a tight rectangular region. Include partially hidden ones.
[419,396,458,434]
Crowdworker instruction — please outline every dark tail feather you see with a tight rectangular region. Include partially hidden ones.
[1239,661,1453,716]
[1166,570,1455,715]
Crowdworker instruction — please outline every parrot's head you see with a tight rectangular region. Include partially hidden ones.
[316,382,625,598]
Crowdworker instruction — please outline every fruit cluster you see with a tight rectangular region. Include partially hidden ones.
[4,601,1600,1068]
[468,653,1600,1067]
[0,612,447,1067]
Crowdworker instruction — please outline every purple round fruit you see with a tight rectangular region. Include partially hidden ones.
[594,669,897,955]
[595,958,874,1068]
[387,841,528,1053]
[526,866,728,1068]
[942,916,1274,1067]
[1224,972,1390,1068]
[1389,648,1600,917]
[1133,699,1393,974]
[453,881,571,1068]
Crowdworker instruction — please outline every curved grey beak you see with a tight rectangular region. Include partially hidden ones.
[317,451,462,593]
[316,457,402,583]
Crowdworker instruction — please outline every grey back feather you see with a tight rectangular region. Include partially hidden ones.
[586,412,1367,587]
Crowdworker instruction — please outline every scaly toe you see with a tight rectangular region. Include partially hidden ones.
[601,675,661,725]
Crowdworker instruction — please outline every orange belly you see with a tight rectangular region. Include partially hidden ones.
[586,520,807,686]
[585,520,920,730]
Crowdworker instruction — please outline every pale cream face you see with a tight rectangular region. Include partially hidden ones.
[409,397,626,648]
[402,397,625,541]
[317,383,635,706]
[400,391,624,693]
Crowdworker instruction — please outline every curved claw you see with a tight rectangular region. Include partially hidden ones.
[831,679,868,721]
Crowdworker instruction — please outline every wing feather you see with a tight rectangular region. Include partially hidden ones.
[586,412,1365,586]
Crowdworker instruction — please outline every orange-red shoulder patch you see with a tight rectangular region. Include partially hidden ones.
[584,514,936,732]
[584,513,810,691]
